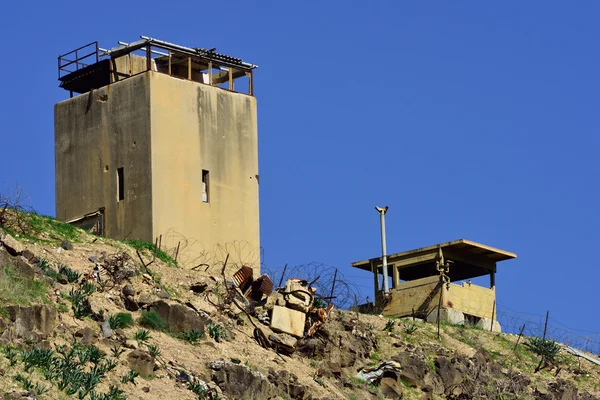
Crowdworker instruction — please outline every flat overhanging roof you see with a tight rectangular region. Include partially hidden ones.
[351,239,517,282]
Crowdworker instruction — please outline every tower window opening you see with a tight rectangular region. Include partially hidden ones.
[117,167,124,201]
[202,170,210,203]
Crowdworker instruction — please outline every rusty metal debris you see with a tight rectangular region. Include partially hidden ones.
[228,265,334,354]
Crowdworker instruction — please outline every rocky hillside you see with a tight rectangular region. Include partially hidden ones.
[0,211,599,400]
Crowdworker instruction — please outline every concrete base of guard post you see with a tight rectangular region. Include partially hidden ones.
[475,317,502,333]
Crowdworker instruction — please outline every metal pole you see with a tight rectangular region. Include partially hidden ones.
[375,206,389,295]
[542,311,549,341]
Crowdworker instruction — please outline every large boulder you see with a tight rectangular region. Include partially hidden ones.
[127,349,155,378]
[209,360,278,400]
[149,300,207,333]
[1,305,57,342]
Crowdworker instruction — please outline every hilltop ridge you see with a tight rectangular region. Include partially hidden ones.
[0,210,599,400]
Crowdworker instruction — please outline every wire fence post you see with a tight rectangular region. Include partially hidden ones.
[513,323,527,351]
[277,264,288,288]
[542,311,549,341]
[330,268,338,299]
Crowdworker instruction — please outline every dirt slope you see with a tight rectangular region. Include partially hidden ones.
[0,213,599,400]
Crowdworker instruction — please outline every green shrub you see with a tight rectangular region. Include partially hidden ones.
[383,320,395,332]
[525,336,561,362]
[138,311,168,331]
[67,287,93,319]
[403,322,418,335]
[107,312,134,329]
[133,328,151,343]
[207,323,227,343]
[121,370,139,384]
[147,344,161,358]
[313,298,327,309]
[58,264,81,283]
[37,258,62,281]
[111,344,125,359]
[179,329,204,344]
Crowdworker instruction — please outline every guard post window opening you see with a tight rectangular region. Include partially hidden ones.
[117,167,124,201]
[202,170,209,203]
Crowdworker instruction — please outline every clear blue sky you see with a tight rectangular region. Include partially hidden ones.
[1,2,599,336]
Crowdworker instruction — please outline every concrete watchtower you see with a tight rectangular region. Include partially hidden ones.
[54,37,260,271]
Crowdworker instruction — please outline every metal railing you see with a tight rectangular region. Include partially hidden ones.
[58,42,99,79]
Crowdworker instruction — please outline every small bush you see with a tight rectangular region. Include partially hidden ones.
[138,311,167,331]
[313,298,327,309]
[58,264,81,283]
[147,344,161,358]
[82,281,96,295]
[121,370,139,384]
[403,322,418,335]
[37,258,62,281]
[111,344,125,359]
[207,323,227,343]
[383,320,395,332]
[67,287,93,319]
[525,336,561,362]
[107,313,134,329]
[179,329,204,344]
[133,328,151,343]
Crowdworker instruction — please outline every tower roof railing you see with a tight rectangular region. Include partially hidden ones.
[58,36,257,96]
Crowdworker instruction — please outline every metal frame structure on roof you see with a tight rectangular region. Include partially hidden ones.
[58,36,257,96]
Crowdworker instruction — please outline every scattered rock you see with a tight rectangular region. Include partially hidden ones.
[316,361,343,379]
[283,279,313,313]
[157,290,170,299]
[141,387,150,393]
[0,233,26,255]
[101,320,113,338]
[269,332,297,354]
[136,292,155,307]
[21,249,38,264]
[122,284,135,297]
[74,326,98,345]
[88,256,97,262]
[125,339,139,349]
[60,240,73,250]
[2,391,36,400]
[210,360,278,399]
[127,349,155,378]
[124,296,139,312]
[268,369,310,400]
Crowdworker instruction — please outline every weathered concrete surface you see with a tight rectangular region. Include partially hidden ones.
[475,317,502,333]
[270,305,306,338]
[55,73,153,242]
[426,307,465,325]
[55,71,260,272]
[149,73,260,271]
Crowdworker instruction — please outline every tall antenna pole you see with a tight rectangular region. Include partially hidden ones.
[375,206,390,295]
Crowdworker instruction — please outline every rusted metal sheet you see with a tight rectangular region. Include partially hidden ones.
[252,274,274,300]
[232,265,253,288]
